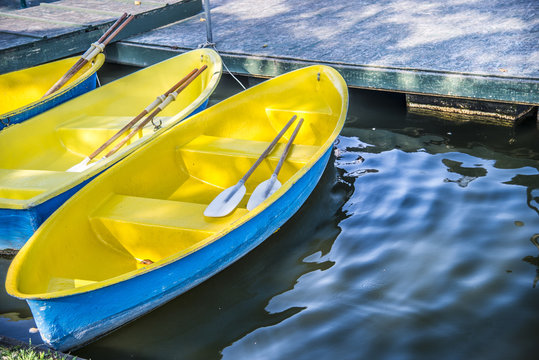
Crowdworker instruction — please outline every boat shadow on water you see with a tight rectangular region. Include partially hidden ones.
[74,154,354,359]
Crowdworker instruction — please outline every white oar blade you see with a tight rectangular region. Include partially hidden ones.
[204,184,246,218]
[66,157,105,173]
[66,157,91,172]
[247,178,281,211]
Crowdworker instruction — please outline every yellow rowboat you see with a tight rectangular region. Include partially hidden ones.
[0,55,105,130]
[0,48,222,250]
[6,65,348,351]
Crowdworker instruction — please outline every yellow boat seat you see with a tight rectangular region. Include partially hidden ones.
[56,116,170,157]
[176,135,319,192]
[90,194,248,262]
[0,169,79,200]
[47,277,97,293]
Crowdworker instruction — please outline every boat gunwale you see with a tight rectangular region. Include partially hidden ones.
[6,65,348,300]
[0,49,223,210]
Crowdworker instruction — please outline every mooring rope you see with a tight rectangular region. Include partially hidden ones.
[199,0,246,90]
[199,42,246,91]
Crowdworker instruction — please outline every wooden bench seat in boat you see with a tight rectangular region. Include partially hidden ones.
[90,194,248,262]
[56,116,170,156]
[0,168,79,200]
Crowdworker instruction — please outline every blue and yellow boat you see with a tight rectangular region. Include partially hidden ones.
[0,55,105,130]
[0,48,222,250]
[5,64,348,350]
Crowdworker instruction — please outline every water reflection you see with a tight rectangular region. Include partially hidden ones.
[0,259,42,345]
[442,158,488,187]
[506,174,539,215]
[522,234,539,288]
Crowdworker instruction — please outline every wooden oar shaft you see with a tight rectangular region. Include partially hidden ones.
[98,12,129,44]
[42,14,132,98]
[88,111,147,160]
[87,68,199,160]
[104,65,208,158]
[101,14,134,46]
[77,12,128,63]
[240,114,297,184]
[273,117,303,176]
[164,67,200,96]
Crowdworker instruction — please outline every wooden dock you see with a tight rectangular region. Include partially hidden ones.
[1,0,537,124]
[0,0,202,73]
[107,0,538,123]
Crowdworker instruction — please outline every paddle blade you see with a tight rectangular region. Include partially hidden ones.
[66,157,91,172]
[204,183,247,217]
[247,177,281,211]
[66,157,105,172]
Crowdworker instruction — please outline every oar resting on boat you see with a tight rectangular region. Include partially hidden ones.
[42,13,134,98]
[67,67,200,172]
[0,57,104,130]
[247,117,304,210]
[103,65,208,159]
[204,114,298,217]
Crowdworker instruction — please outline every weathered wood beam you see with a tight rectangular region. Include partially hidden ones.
[105,42,539,107]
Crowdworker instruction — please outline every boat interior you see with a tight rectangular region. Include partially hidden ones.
[0,51,216,205]
[10,66,346,297]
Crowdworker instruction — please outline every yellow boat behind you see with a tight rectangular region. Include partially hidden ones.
[0,54,105,128]
[0,48,222,250]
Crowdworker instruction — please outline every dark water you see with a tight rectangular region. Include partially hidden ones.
[1,71,538,359]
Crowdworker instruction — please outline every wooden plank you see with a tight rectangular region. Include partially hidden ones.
[0,14,82,39]
[14,4,119,25]
[58,0,164,14]
[0,0,202,74]
[0,11,84,27]
[406,94,536,126]
[116,0,539,107]
[39,3,124,17]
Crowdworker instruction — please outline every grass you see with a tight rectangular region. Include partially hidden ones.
[0,344,74,360]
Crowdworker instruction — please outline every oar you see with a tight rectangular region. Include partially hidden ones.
[42,13,134,98]
[103,65,208,159]
[247,118,303,210]
[204,114,298,218]
[65,13,128,78]
[67,68,199,172]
